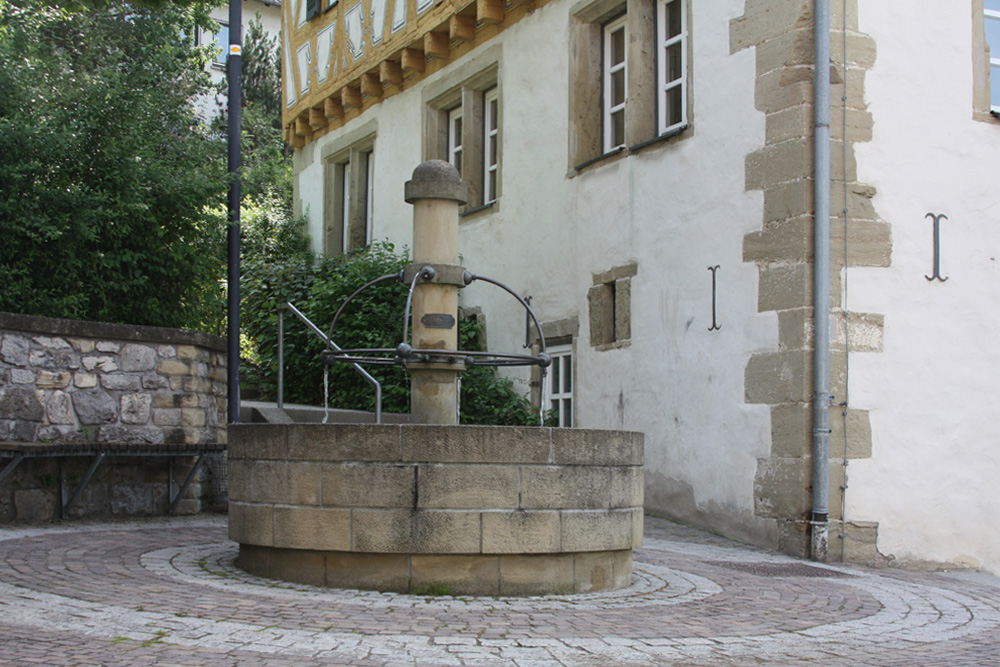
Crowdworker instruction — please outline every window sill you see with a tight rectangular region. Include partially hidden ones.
[573,146,626,172]
[629,123,689,153]
[573,125,690,174]
[460,201,497,218]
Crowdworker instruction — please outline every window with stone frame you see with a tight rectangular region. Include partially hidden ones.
[530,316,579,422]
[588,263,636,349]
[986,0,1000,113]
[543,344,574,427]
[323,136,375,256]
[425,63,501,212]
[570,0,689,168]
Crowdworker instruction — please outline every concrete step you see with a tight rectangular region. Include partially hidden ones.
[240,400,411,425]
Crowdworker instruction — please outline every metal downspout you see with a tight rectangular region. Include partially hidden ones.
[811,0,832,561]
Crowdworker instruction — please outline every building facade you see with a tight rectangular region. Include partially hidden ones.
[281,0,1000,573]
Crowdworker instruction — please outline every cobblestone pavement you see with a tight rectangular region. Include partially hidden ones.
[1,515,999,666]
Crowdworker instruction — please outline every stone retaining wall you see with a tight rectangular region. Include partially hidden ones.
[229,424,643,595]
[0,312,227,445]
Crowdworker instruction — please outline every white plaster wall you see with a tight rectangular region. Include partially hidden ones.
[293,0,777,544]
[850,2,1000,573]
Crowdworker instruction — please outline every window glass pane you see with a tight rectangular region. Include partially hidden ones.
[987,0,1000,12]
[214,24,229,65]
[612,69,626,105]
[562,357,572,393]
[611,25,625,64]
[552,358,560,392]
[447,107,463,176]
[986,16,1000,52]
[992,65,1000,108]
[483,88,499,203]
[341,162,350,250]
[666,86,682,125]
[612,110,624,147]
[550,400,560,424]
[563,399,572,427]
[364,151,374,246]
[665,42,682,82]
[666,0,681,38]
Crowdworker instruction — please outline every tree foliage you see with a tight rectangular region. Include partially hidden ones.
[0,0,227,328]
[240,12,281,124]
[241,243,541,425]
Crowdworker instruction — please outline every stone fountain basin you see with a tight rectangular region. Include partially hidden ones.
[228,424,643,596]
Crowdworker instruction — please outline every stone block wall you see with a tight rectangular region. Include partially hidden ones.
[229,424,644,595]
[0,312,227,445]
[731,0,886,560]
[0,312,227,522]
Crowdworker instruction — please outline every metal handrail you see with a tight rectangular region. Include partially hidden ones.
[277,302,382,424]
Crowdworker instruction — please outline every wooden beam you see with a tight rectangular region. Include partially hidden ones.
[361,72,383,99]
[380,59,403,86]
[294,115,312,137]
[449,15,476,42]
[342,84,362,109]
[424,31,450,59]
[291,134,306,148]
[477,0,504,24]
[309,107,328,129]
[324,95,344,120]
[401,47,426,72]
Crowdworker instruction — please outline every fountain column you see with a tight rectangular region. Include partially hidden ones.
[403,161,468,425]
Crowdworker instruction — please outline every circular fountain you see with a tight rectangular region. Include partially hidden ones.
[228,161,643,595]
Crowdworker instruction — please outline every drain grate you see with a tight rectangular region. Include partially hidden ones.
[710,561,852,578]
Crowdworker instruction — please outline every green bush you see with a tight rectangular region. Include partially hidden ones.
[240,243,540,425]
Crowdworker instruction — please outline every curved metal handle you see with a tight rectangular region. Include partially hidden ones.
[467,274,548,355]
[401,265,435,348]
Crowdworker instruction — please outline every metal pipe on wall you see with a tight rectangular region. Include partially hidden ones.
[811,0,832,561]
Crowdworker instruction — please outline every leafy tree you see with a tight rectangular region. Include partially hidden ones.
[0,0,227,329]
[240,12,281,125]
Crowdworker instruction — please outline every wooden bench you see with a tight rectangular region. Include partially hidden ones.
[0,441,226,516]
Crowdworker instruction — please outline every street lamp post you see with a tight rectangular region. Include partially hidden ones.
[226,0,242,425]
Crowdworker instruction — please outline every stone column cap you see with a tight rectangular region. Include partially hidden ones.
[404,160,468,204]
